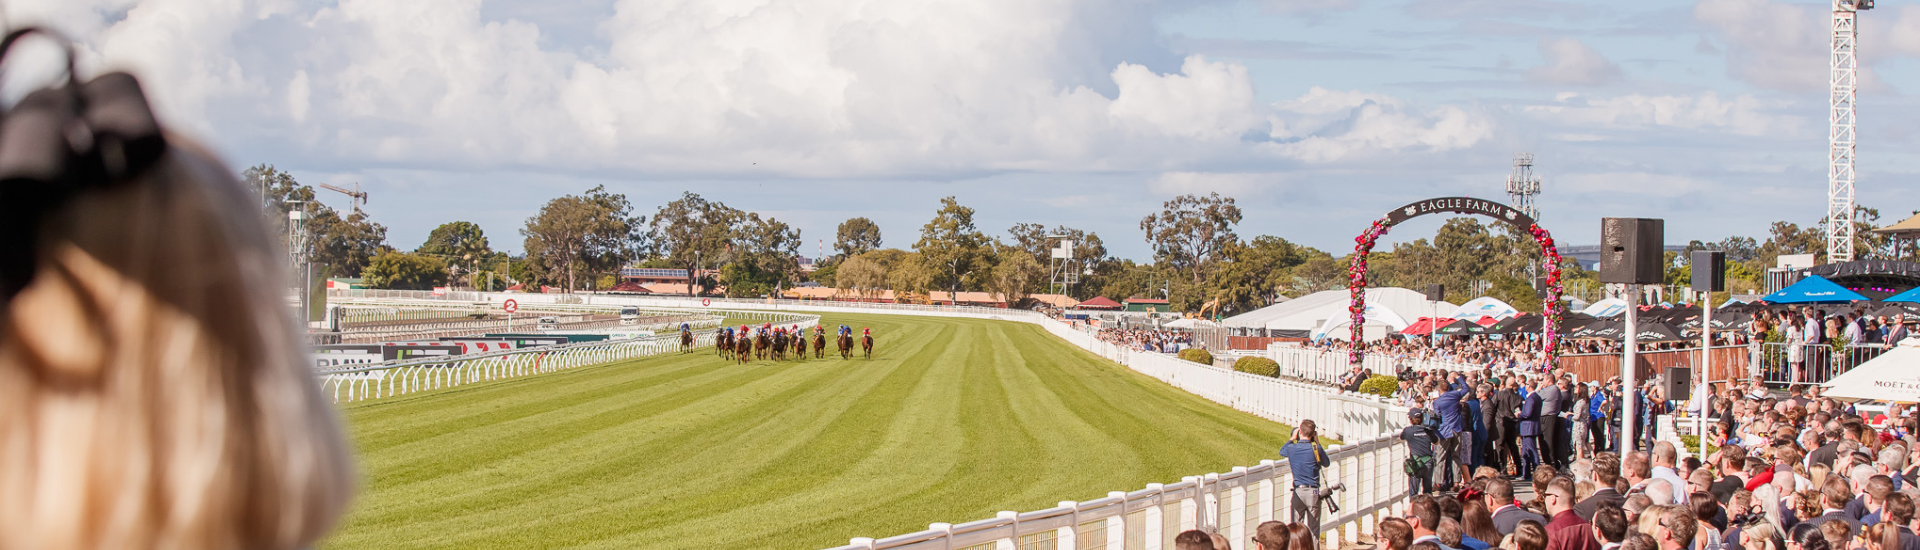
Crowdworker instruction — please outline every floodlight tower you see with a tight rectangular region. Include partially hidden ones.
[1506,153,1541,221]
[1829,0,1872,263]
[1047,235,1079,296]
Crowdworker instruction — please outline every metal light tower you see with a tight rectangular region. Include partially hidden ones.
[1506,153,1542,221]
[287,201,312,323]
[1046,235,1079,296]
[1828,0,1872,263]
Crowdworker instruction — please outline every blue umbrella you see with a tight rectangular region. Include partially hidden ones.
[1887,286,1920,304]
[1762,274,1869,304]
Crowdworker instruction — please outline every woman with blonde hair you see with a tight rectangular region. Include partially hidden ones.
[0,39,355,550]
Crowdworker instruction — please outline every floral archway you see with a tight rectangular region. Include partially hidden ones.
[1348,197,1566,368]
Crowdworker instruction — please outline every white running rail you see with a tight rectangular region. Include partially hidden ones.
[1265,345,1485,385]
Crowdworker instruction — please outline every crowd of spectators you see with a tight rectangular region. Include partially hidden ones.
[1094,326,1193,353]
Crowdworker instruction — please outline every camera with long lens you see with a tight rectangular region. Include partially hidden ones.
[1318,482,1346,513]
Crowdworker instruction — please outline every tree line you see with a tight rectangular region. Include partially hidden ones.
[250,164,1913,317]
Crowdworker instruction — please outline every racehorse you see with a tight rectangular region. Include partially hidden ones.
[793,331,807,360]
[734,333,752,364]
[680,327,694,353]
[715,330,732,359]
[771,331,788,361]
[837,333,853,360]
[861,333,873,359]
[813,330,826,359]
[754,331,770,361]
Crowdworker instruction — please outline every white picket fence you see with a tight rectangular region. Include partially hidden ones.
[319,291,1416,549]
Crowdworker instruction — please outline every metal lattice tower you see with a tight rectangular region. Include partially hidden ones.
[1506,153,1542,221]
[1829,0,1871,263]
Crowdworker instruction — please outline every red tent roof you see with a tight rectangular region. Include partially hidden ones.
[1400,317,1459,336]
[1076,296,1124,309]
[1474,315,1500,326]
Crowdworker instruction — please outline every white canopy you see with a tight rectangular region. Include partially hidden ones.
[1310,303,1413,341]
[1822,336,1920,402]
[1163,318,1220,329]
[1220,287,1454,334]
[1583,297,1630,318]
[1450,296,1519,320]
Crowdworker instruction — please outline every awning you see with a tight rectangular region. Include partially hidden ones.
[1401,317,1459,336]
[1763,275,1869,304]
[1887,286,1920,304]
[1822,337,1920,402]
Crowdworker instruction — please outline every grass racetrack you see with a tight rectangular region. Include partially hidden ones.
[322,313,1295,549]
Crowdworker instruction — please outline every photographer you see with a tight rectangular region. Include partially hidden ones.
[1285,419,1334,538]
[1404,410,1439,496]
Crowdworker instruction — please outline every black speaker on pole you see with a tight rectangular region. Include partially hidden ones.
[1600,218,1664,284]
[1666,366,1692,401]
[1691,250,1726,293]
[1425,284,1445,302]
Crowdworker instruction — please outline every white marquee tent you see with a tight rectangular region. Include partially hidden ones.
[1222,287,1455,339]
[1310,303,1413,341]
[1450,297,1519,320]
[1583,298,1630,318]
[1822,336,1920,402]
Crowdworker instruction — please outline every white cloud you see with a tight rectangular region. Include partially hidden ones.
[1559,172,1708,199]
[8,0,1492,179]
[1523,92,1803,137]
[1147,171,1285,197]
[1526,37,1620,86]
[1263,87,1493,163]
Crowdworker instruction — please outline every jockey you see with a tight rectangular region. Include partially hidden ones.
[680,322,690,332]
[862,327,871,337]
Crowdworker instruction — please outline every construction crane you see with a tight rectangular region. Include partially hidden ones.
[318,182,368,214]
[1829,0,1872,263]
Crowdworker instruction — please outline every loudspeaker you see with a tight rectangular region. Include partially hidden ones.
[1665,366,1692,401]
[1600,218,1664,284]
[1426,284,1445,302]
[1691,250,1726,293]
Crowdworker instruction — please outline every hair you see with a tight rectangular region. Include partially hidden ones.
[1821,477,1853,509]
[1476,466,1503,481]
[1288,523,1316,550]
[1594,453,1623,486]
[1577,480,1597,502]
[1439,495,1463,522]
[1410,495,1441,531]
[1464,498,1502,544]
[0,139,356,548]
[1791,522,1831,550]
[1817,520,1849,550]
[1624,533,1660,550]
[1297,420,1318,443]
[1379,518,1414,550]
[1413,542,1441,550]
[1867,523,1902,550]
[1887,493,1916,525]
[1654,441,1678,466]
[1690,492,1719,526]
[1510,520,1547,550]
[1626,452,1654,480]
[1175,529,1217,550]
[1662,506,1697,548]
[1254,521,1291,550]
[1437,517,1464,548]
[1626,494,1654,516]
[1213,533,1234,550]
[1487,477,1516,504]
[1793,490,1824,520]
[1644,479,1675,506]
[1594,505,1629,543]
[1743,521,1780,550]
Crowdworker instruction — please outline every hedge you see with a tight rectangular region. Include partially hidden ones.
[1233,356,1279,377]
[1177,348,1214,366]
[1357,375,1399,398]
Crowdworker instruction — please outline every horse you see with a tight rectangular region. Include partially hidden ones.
[680,328,694,353]
[772,332,788,361]
[861,334,873,359]
[813,332,826,359]
[837,333,853,360]
[734,334,752,364]
[755,332,771,360]
[793,331,808,360]
[715,330,732,359]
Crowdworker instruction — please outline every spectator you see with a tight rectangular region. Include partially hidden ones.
[1443,517,1490,550]
[1411,496,1456,550]
[1253,521,1291,550]
[1652,442,1691,505]
[1489,477,1549,535]
[1545,478,1601,550]
[1739,521,1782,550]
[1813,477,1863,538]
[1175,530,1216,550]
[0,101,357,550]
[1213,532,1234,550]
[1284,420,1332,537]
[1467,498,1508,544]
[1653,506,1697,550]
[1380,518,1415,550]
[1507,521,1549,550]
[1407,410,1440,495]
[1578,454,1628,520]
[1288,524,1317,550]
[1623,533,1660,550]
[1593,506,1628,550]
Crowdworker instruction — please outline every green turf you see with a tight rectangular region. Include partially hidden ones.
[321,313,1295,550]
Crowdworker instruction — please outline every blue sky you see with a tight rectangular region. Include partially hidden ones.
[23,0,1920,260]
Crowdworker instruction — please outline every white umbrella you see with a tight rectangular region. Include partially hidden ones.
[1822,336,1920,402]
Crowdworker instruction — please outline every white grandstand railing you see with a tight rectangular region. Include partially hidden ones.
[1265,345,1485,385]
[826,433,1410,550]
[325,291,1413,548]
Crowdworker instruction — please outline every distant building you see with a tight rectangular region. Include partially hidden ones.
[1123,297,1170,313]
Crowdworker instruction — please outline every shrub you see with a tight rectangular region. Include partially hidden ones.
[1178,348,1214,366]
[1233,356,1279,377]
[1357,375,1399,398]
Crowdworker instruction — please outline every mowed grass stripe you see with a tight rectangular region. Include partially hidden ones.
[322,314,1293,550]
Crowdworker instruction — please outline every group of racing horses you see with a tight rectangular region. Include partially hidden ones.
[691,324,872,363]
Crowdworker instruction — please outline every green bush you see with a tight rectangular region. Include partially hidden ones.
[1357,375,1399,398]
[1233,356,1279,377]
[1178,348,1214,366]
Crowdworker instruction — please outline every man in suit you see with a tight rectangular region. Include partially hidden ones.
[1883,493,1920,550]
[1433,379,1470,490]
[1486,476,1547,535]
[1519,378,1543,477]
[1494,379,1522,474]
[1543,478,1601,550]
[1536,376,1563,470]
[1481,383,1505,471]
[1574,453,1627,520]
[1468,383,1488,471]
[1813,477,1865,539]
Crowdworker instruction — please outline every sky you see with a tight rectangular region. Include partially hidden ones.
[15,0,1920,260]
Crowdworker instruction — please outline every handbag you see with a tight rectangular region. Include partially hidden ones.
[1404,455,1434,475]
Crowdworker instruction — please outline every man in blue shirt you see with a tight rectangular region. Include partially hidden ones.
[1431,378,1470,491]
[1282,419,1331,539]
